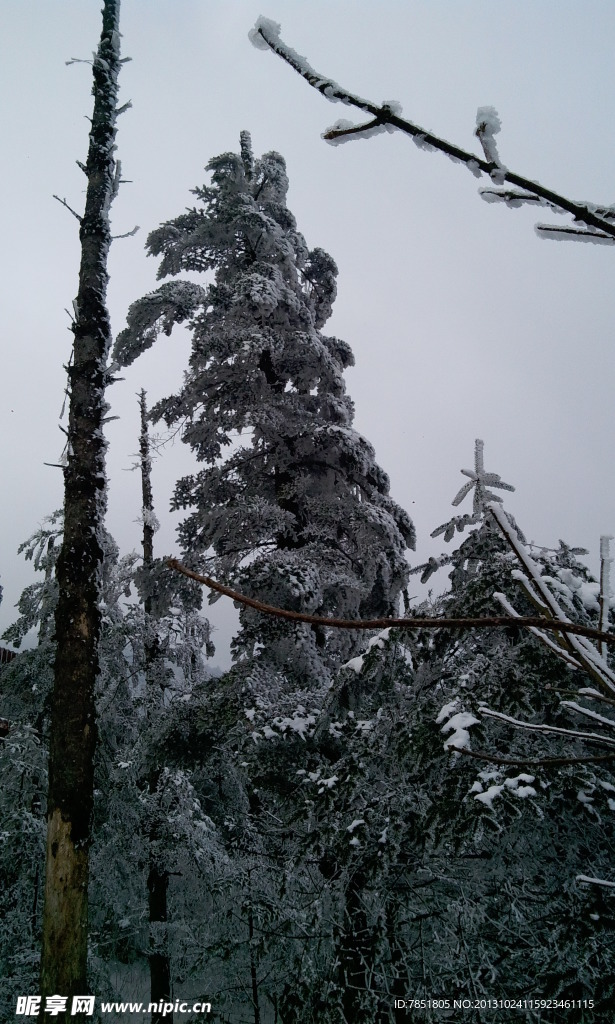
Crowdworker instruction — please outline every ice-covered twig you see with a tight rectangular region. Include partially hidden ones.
[111,225,140,240]
[452,439,515,516]
[479,188,557,210]
[475,107,507,184]
[250,18,615,242]
[535,224,615,245]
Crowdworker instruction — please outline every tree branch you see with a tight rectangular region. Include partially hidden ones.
[166,558,615,646]
[250,18,615,241]
[53,195,82,223]
[448,745,615,767]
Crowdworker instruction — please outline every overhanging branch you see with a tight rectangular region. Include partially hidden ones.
[250,18,615,242]
[166,559,615,646]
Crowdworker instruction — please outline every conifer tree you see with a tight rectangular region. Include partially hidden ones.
[114,132,414,689]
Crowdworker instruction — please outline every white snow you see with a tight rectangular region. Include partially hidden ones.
[440,711,480,750]
[475,784,504,808]
[140,508,160,532]
[561,701,615,730]
[248,16,281,51]
[342,628,391,674]
[435,700,459,725]
[272,711,316,739]
[473,772,536,806]
[476,106,506,181]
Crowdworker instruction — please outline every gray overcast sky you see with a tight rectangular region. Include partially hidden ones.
[2,2,615,665]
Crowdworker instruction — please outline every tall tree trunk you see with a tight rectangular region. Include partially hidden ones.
[40,1,122,1012]
[246,883,261,1024]
[139,391,173,1024]
[338,867,372,1024]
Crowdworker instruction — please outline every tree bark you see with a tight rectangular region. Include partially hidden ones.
[40,1,122,1011]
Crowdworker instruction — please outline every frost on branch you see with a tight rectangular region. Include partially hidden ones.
[248,15,281,51]
[475,106,506,183]
[251,20,615,243]
[113,281,207,367]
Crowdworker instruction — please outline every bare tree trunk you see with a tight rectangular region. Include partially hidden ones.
[40,1,122,1011]
[139,391,174,1024]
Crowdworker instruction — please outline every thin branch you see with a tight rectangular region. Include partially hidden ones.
[166,558,615,646]
[478,705,615,748]
[111,224,140,239]
[534,224,614,244]
[448,745,615,767]
[251,18,615,241]
[53,195,82,223]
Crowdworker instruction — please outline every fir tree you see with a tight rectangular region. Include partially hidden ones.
[114,132,414,688]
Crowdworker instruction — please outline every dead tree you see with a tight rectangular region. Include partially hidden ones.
[40,0,126,1009]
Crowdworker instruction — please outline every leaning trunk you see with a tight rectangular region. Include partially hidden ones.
[40,0,122,1010]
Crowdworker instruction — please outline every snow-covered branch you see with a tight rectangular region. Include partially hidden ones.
[250,17,615,242]
[577,874,615,889]
[489,502,615,696]
[477,706,615,749]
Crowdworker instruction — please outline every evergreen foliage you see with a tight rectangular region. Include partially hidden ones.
[114,133,415,689]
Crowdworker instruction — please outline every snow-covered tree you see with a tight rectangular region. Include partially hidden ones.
[244,442,615,1019]
[402,446,615,1013]
[114,133,414,690]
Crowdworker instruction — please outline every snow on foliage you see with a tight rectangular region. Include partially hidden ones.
[439,710,480,751]
[342,628,391,674]
[119,134,414,687]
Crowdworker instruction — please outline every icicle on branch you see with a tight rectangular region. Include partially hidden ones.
[249,17,615,243]
[166,558,615,647]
